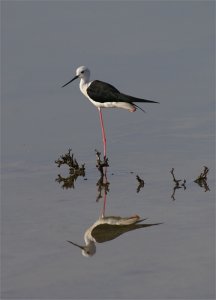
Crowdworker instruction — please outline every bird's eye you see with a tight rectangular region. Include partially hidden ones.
[81,71,84,74]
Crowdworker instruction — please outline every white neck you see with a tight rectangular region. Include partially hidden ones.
[80,77,91,97]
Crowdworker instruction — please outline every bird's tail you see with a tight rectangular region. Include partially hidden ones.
[120,93,159,104]
[133,103,146,113]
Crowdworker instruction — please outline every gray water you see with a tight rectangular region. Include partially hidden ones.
[1,1,215,299]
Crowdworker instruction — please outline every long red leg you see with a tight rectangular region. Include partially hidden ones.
[98,108,107,158]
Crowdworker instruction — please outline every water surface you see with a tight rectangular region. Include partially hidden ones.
[1,1,215,299]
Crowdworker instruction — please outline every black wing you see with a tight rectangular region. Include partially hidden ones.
[87,80,159,104]
[87,80,121,103]
[91,222,162,243]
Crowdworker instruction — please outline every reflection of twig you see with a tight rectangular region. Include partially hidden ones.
[136,175,144,193]
[95,150,109,176]
[96,174,110,202]
[194,166,210,192]
[170,168,186,200]
[55,149,85,189]
[55,173,79,189]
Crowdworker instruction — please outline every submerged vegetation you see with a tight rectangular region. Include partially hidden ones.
[55,149,211,200]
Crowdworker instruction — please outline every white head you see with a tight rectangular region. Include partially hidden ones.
[75,66,90,80]
[62,66,90,87]
[67,240,96,257]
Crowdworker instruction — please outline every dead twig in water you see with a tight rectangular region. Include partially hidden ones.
[136,175,145,193]
[194,166,210,192]
[170,168,186,200]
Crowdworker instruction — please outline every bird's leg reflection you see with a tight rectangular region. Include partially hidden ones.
[95,149,110,216]
[96,173,109,210]
[95,149,109,176]
[68,170,162,257]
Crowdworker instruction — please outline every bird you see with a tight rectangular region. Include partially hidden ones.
[67,214,161,257]
[62,66,158,158]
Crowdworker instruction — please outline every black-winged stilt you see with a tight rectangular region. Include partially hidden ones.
[67,214,161,257]
[62,66,158,157]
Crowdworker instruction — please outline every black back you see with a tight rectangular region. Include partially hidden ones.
[87,80,121,103]
[87,80,158,104]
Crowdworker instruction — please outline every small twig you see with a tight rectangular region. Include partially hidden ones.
[136,175,145,193]
[194,166,210,192]
[170,168,186,200]
[182,179,186,190]
[194,166,209,182]
[171,185,181,201]
[170,168,182,186]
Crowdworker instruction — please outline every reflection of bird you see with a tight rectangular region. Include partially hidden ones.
[62,66,158,157]
[67,215,161,257]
